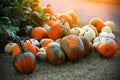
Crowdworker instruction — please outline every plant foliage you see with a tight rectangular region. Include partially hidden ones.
[0,0,46,52]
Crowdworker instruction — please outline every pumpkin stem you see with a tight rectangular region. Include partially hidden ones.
[61,28,69,37]
[14,36,27,53]
[60,18,66,25]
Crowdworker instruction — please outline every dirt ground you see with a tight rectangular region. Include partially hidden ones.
[0,36,120,80]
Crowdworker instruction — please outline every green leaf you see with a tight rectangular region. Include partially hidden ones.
[24,25,33,36]
[0,17,11,25]
[4,28,16,38]
[9,25,19,33]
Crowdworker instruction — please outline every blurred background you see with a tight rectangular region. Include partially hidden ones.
[84,0,120,4]
[41,0,120,35]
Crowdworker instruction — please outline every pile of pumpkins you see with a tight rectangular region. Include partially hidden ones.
[4,4,118,74]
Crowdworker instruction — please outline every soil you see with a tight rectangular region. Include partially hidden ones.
[0,36,120,80]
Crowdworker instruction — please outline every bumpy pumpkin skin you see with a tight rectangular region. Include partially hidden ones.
[80,36,90,56]
[48,20,70,40]
[13,53,36,74]
[13,36,36,74]
[40,38,54,47]
[60,35,84,61]
[89,17,104,32]
[97,38,118,57]
[43,4,54,15]
[30,27,48,40]
[46,42,65,64]
[12,40,37,58]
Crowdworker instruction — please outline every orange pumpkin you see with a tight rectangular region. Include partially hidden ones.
[60,35,84,61]
[30,27,48,40]
[66,10,78,23]
[12,40,37,58]
[46,42,65,64]
[48,20,71,40]
[80,36,91,56]
[89,17,104,32]
[13,36,36,74]
[40,38,54,47]
[43,14,55,27]
[43,4,54,15]
[89,42,93,53]
[43,20,55,27]
[97,38,118,57]
[58,13,73,26]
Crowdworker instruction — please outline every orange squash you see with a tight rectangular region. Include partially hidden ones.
[58,13,73,26]
[80,36,91,56]
[46,42,65,64]
[66,10,78,23]
[13,36,36,74]
[43,14,55,27]
[48,20,70,40]
[30,27,48,40]
[43,4,54,15]
[40,38,54,47]
[89,17,104,32]
[12,40,37,58]
[60,35,84,61]
[43,20,55,27]
[97,38,118,57]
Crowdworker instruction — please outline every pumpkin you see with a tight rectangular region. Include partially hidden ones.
[89,17,104,32]
[12,40,37,58]
[42,24,51,32]
[46,42,65,64]
[43,4,54,15]
[30,27,48,40]
[81,26,96,41]
[101,26,112,33]
[60,35,84,61]
[13,36,36,74]
[70,27,84,36]
[99,32,115,39]
[86,25,98,36]
[89,42,93,53]
[80,36,91,56]
[30,38,40,46]
[36,47,47,61]
[104,21,115,31]
[58,13,73,26]
[40,38,54,47]
[4,42,16,53]
[66,10,78,23]
[48,20,70,40]
[97,38,118,57]
[43,14,55,27]
[55,38,62,44]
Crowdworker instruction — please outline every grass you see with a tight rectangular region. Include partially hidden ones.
[0,37,120,80]
[0,38,120,80]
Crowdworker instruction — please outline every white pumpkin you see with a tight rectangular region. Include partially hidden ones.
[36,47,47,61]
[70,27,84,36]
[104,21,115,31]
[30,38,40,46]
[101,26,112,33]
[81,26,96,41]
[99,32,115,39]
[4,42,16,53]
